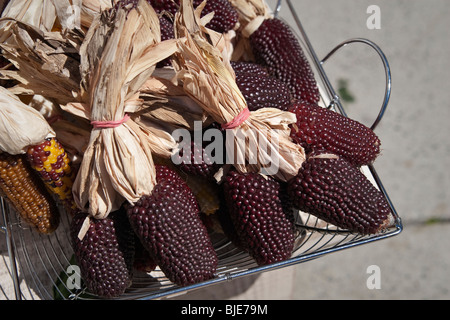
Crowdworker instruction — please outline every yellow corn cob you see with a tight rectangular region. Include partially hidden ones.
[26,138,77,214]
[183,174,221,216]
[0,152,60,234]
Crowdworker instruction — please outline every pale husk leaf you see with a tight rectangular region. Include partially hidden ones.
[79,0,113,30]
[72,0,179,218]
[172,0,304,182]
[0,86,55,155]
[132,115,179,159]
[0,0,57,37]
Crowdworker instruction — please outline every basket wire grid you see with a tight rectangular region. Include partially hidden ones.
[0,0,402,300]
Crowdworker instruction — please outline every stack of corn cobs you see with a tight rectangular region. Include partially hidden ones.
[0,0,394,298]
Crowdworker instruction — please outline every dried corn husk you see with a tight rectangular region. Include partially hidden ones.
[67,0,180,218]
[132,116,179,159]
[0,0,87,47]
[135,3,236,131]
[138,68,210,130]
[0,18,82,105]
[0,86,55,155]
[172,0,305,182]
[131,1,237,132]
[0,0,57,35]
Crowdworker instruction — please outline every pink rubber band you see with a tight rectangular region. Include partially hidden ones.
[221,108,250,130]
[91,114,130,128]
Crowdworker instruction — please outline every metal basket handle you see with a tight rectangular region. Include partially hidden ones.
[320,38,392,131]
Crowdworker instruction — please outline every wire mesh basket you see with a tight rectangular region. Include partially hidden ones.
[0,0,402,300]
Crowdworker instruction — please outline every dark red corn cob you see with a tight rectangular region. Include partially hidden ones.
[249,18,320,104]
[287,154,393,235]
[216,192,245,249]
[174,138,223,179]
[126,165,218,286]
[234,70,292,111]
[149,0,238,33]
[222,170,296,266]
[230,60,268,77]
[172,124,225,180]
[289,100,381,166]
[157,16,175,67]
[70,209,135,298]
[159,15,175,41]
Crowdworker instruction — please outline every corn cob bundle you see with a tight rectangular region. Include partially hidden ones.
[289,100,381,166]
[230,60,268,76]
[172,0,305,182]
[63,1,179,218]
[287,153,394,235]
[229,0,320,103]
[63,2,219,289]
[70,209,136,298]
[0,152,60,234]
[126,164,218,286]
[221,170,296,265]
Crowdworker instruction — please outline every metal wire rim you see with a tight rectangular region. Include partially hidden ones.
[320,38,392,131]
